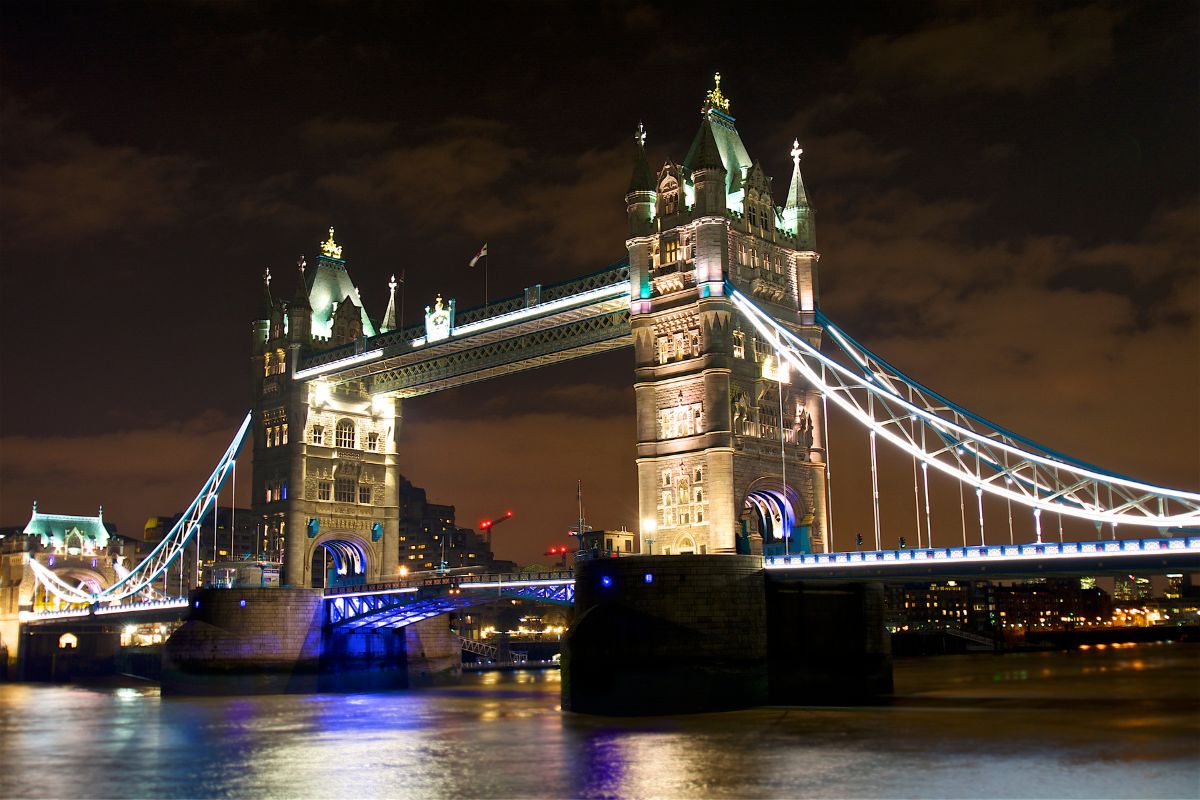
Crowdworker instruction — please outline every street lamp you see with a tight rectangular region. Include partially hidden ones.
[643,518,657,554]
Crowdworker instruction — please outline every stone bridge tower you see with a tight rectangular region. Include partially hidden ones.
[626,75,827,556]
[251,229,401,588]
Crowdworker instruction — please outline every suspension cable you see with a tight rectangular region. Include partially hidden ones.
[868,393,882,550]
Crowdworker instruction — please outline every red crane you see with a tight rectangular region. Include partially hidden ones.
[479,510,513,550]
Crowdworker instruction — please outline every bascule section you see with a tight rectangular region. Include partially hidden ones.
[627,75,827,557]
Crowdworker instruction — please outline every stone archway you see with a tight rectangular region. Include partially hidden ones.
[309,534,371,588]
[741,477,809,556]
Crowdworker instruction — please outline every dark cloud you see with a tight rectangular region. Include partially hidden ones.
[0,411,251,541]
[299,117,398,150]
[1,102,199,243]
[852,6,1125,93]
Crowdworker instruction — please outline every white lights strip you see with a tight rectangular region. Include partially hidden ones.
[94,598,190,615]
[22,597,192,621]
[451,285,628,339]
[764,537,1200,571]
[294,348,385,380]
[459,578,575,590]
[326,586,419,600]
[28,560,95,604]
[729,290,1200,526]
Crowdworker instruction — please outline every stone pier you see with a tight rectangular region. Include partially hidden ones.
[162,587,459,694]
[562,555,891,715]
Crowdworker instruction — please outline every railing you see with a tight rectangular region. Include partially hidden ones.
[765,536,1200,570]
[459,637,499,658]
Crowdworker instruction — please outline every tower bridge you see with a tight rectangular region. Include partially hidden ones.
[4,76,1198,705]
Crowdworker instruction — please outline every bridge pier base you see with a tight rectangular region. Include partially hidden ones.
[766,580,893,704]
[562,556,892,715]
[163,588,462,694]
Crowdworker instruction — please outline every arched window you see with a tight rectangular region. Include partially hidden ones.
[335,419,356,449]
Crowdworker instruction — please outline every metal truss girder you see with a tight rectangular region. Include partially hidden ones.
[299,262,630,376]
[372,309,631,396]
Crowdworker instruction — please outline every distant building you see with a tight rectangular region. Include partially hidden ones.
[397,477,492,573]
[142,506,257,588]
[1113,574,1153,602]
[578,529,639,561]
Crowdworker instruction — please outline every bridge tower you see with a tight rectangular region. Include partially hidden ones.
[626,75,827,556]
[251,229,401,587]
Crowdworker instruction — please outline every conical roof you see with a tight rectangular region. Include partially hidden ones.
[785,140,809,209]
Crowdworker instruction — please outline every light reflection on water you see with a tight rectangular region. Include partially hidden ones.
[0,645,1197,799]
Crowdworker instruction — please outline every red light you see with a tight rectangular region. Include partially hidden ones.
[505,511,513,517]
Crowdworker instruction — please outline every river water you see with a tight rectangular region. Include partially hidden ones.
[1,644,1197,799]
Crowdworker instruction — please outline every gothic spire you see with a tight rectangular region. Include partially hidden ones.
[259,267,275,318]
[627,122,655,194]
[785,139,809,209]
[292,256,311,310]
[783,139,815,246]
[381,273,399,333]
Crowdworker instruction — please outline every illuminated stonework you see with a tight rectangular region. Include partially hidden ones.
[627,78,827,556]
[424,295,455,343]
[252,230,400,587]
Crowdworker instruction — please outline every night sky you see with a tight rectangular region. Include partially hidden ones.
[2,2,1197,564]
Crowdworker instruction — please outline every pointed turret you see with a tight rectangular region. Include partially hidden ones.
[288,256,312,344]
[380,274,399,333]
[628,122,655,194]
[783,140,815,248]
[260,268,275,318]
[690,116,727,214]
[625,122,656,236]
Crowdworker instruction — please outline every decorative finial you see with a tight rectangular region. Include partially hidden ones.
[320,226,343,259]
[297,256,306,275]
[32,500,37,515]
[705,72,730,113]
[264,268,272,288]
[791,139,803,166]
[635,121,647,149]
[98,505,103,520]
[389,274,398,292]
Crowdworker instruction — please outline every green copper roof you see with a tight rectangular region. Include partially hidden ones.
[307,254,377,339]
[24,510,113,549]
[683,109,752,193]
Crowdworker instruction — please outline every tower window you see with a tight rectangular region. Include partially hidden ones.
[318,482,331,501]
[311,425,326,445]
[335,419,356,449]
[733,330,745,359]
[663,240,679,265]
[335,478,355,503]
[366,432,380,451]
[358,485,372,505]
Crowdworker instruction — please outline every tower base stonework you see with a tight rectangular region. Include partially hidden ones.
[162,587,460,694]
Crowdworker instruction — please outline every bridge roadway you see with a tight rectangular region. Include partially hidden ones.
[764,535,1200,581]
[23,536,1199,627]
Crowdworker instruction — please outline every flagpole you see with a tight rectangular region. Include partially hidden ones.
[399,269,406,332]
[484,251,489,316]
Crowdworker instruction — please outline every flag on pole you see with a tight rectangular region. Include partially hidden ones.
[469,242,488,268]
